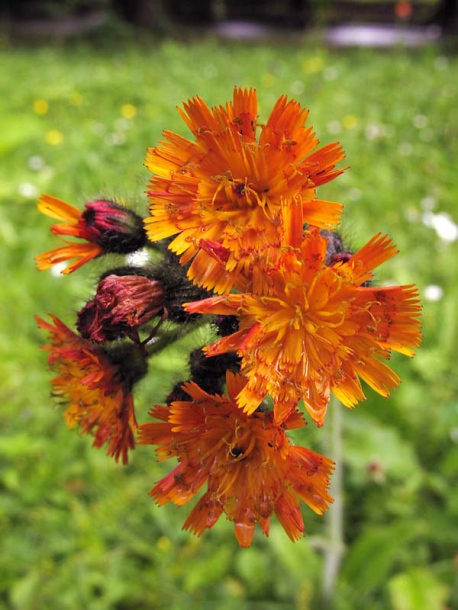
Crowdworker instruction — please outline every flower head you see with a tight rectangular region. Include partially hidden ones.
[35,194,147,274]
[145,87,345,292]
[77,273,165,343]
[185,203,422,425]
[138,371,334,547]
[36,314,148,463]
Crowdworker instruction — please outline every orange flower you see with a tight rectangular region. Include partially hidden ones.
[35,194,146,274]
[36,314,147,463]
[145,87,345,292]
[138,372,334,547]
[185,202,422,426]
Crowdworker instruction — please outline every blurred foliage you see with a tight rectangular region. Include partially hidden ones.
[0,29,457,610]
[2,0,445,32]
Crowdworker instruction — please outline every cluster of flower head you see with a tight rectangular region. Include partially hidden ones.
[35,88,422,547]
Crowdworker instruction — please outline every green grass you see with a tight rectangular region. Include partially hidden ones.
[1,28,457,610]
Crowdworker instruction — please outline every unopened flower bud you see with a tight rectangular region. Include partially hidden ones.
[35,194,147,274]
[189,349,240,394]
[80,199,146,254]
[321,229,353,266]
[77,273,164,343]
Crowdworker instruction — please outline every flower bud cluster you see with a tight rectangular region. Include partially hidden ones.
[35,195,213,464]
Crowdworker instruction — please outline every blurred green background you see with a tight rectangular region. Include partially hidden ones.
[1,6,457,609]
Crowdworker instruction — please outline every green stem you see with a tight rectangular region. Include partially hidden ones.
[322,396,345,608]
[144,317,207,357]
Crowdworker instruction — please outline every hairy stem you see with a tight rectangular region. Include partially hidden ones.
[322,396,345,608]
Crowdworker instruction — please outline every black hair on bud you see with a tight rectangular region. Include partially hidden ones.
[105,342,149,389]
[81,200,147,254]
[165,383,191,405]
[322,229,372,286]
[212,315,239,337]
[189,349,241,395]
[152,250,211,325]
[321,229,353,266]
[99,265,151,281]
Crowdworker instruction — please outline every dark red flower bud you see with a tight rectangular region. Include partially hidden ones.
[36,194,147,274]
[79,200,147,254]
[77,274,165,343]
[321,229,353,266]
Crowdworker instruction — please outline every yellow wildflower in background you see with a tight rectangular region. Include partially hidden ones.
[121,103,137,119]
[33,99,49,115]
[45,130,64,146]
